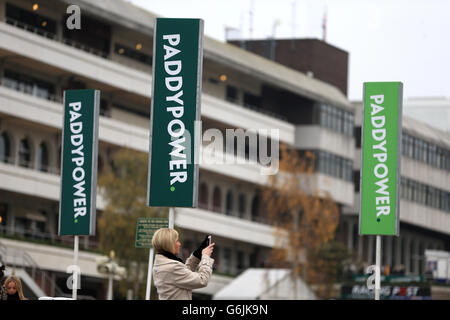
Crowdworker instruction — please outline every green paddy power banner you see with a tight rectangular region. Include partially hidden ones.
[360,82,403,235]
[147,18,204,207]
[59,89,100,235]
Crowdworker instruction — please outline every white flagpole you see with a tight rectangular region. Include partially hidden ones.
[375,235,381,300]
[72,235,79,300]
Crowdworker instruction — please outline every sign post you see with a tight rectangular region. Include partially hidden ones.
[147,18,204,208]
[135,217,169,300]
[59,89,100,299]
[359,82,403,300]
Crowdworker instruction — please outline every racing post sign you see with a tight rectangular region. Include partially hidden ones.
[147,18,204,207]
[359,82,403,236]
[59,89,100,236]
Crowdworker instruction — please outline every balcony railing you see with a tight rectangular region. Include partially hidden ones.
[6,17,56,40]
[0,78,62,103]
[5,17,109,59]
[0,225,99,252]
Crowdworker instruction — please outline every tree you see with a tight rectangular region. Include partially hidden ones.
[98,148,167,299]
[261,143,347,299]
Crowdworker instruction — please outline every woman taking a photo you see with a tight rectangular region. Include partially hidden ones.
[152,228,214,300]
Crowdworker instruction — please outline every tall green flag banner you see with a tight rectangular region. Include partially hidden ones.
[147,18,204,207]
[59,89,100,235]
[360,82,403,236]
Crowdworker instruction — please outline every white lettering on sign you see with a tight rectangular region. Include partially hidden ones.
[69,101,87,219]
[163,33,187,186]
[370,94,391,218]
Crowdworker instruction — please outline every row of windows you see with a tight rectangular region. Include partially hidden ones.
[6,3,149,66]
[114,44,152,66]
[311,150,353,182]
[2,69,55,101]
[402,133,450,172]
[1,70,149,120]
[198,183,263,222]
[401,177,450,212]
[0,132,49,172]
[316,103,354,136]
[224,85,288,121]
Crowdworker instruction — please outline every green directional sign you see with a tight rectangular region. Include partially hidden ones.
[135,217,169,248]
[359,82,403,236]
[147,18,204,207]
[59,89,100,236]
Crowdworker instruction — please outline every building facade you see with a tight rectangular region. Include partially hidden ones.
[0,0,448,299]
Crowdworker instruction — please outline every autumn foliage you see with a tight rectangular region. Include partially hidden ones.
[262,144,345,298]
[98,148,166,299]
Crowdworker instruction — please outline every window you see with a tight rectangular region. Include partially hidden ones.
[237,251,245,273]
[18,137,31,168]
[238,193,246,218]
[0,132,11,163]
[63,14,111,57]
[199,183,209,210]
[223,248,232,274]
[37,142,49,172]
[6,3,57,38]
[251,194,260,222]
[3,69,55,101]
[212,187,221,213]
[243,92,261,109]
[226,85,238,103]
[225,190,233,216]
[354,170,360,192]
[0,203,7,231]
[114,44,152,66]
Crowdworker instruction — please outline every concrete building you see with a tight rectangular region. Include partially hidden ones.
[0,0,448,299]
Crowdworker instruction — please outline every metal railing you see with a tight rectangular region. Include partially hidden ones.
[5,17,108,59]
[62,37,109,59]
[0,225,99,251]
[0,78,62,103]
[0,240,66,297]
[6,17,56,40]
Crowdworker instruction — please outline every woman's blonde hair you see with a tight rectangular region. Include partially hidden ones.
[152,228,178,254]
[4,275,27,300]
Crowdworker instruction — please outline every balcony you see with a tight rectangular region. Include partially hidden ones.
[294,125,355,159]
[174,207,276,248]
[0,21,151,98]
[342,192,450,236]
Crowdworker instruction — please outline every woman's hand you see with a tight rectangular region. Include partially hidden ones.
[202,243,215,257]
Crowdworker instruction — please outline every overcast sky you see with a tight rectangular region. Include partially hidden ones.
[128,0,450,102]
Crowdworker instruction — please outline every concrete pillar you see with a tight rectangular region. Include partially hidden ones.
[207,181,213,211]
[347,219,354,252]
[412,240,420,275]
[246,192,254,221]
[394,236,401,267]
[405,237,411,274]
